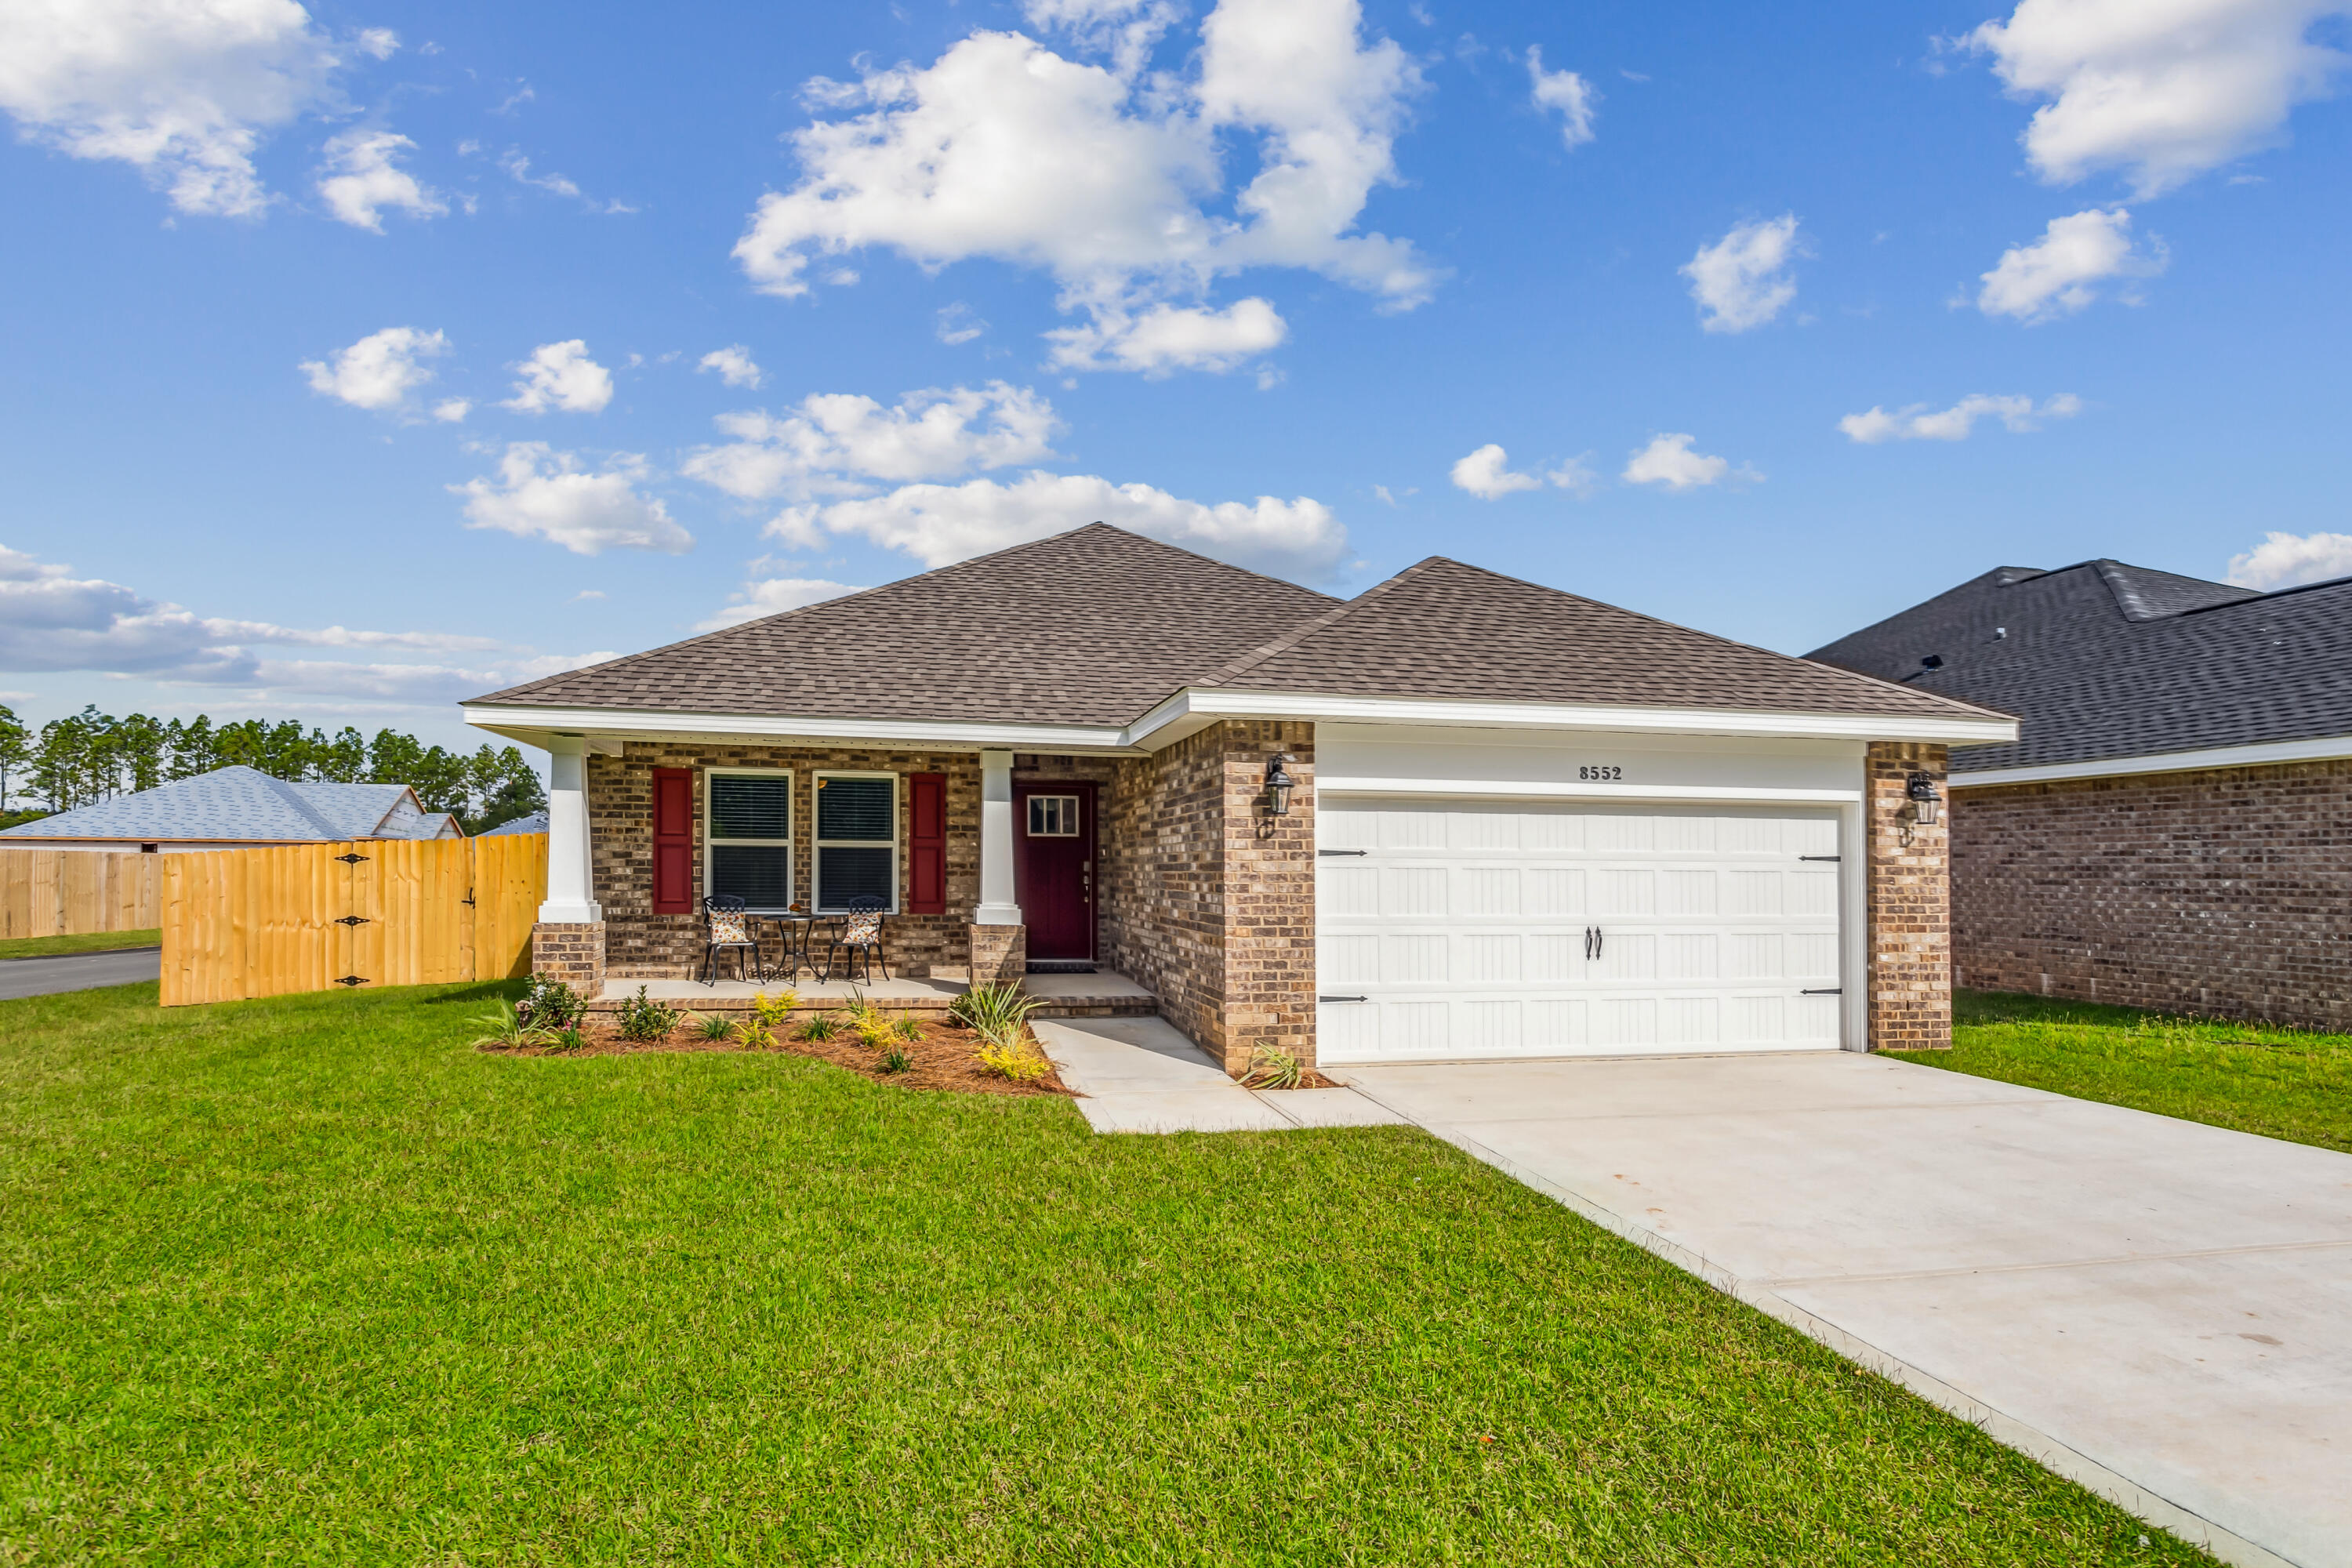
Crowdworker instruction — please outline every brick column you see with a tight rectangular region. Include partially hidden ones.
[1865,741,1951,1050]
[532,922,605,996]
[967,922,1027,987]
[1214,721,1318,1077]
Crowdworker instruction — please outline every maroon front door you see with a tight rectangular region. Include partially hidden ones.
[1013,782,1094,963]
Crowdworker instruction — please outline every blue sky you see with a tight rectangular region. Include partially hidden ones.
[3,0,2349,751]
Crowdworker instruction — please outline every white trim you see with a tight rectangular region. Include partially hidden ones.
[1951,732,2352,789]
[1128,688,2016,750]
[813,769,898,914]
[702,766,795,913]
[463,703,1132,753]
[1837,796,1866,1052]
[1317,776,1862,805]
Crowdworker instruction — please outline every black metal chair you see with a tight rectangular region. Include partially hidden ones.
[699,894,763,985]
[819,896,891,985]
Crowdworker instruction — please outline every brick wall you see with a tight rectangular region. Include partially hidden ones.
[1866,741,1952,1050]
[1951,758,2352,1029]
[530,921,604,996]
[587,743,981,978]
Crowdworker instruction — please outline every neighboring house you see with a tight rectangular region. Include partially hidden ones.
[464,524,2012,1076]
[1809,558,2352,1030]
[0,764,464,851]
[477,810,550,837]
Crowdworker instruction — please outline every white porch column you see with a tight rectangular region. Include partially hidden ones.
[538,735,602,924]
[975,748,1022,925]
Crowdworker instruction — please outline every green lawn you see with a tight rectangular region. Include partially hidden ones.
[0,928,161,960]
[1892,989,2352,1155]
[1,983,2203,1565]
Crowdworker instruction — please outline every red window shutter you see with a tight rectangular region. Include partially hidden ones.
[652,768,695,914]
[907,772,946,915]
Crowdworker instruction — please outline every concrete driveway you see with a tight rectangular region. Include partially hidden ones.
[0,947,162,1001]
[1336,1052,2352,1568]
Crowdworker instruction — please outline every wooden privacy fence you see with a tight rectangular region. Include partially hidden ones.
[161,834,547,1007]
[1,849,164,940]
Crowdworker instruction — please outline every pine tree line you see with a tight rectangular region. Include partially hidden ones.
[0,705,546,835]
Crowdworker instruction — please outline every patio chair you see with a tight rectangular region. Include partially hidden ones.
[699,894,763,986]
[819,896,891,985]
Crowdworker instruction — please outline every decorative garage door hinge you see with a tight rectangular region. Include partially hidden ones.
[1798,855,1842,862]
[1317,849,1368,856]
[335,852,370,863]
[1801,988,1842,995]
[334,915,371,926]
[334,975,371,987]
[1318,994,1368,1002]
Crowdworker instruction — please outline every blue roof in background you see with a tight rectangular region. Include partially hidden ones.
[477,811,549,837]
[0,766,454,842]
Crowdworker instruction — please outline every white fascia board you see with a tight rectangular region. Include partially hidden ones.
[1317,777,1861,804]
[1951,732,2352,789]
[460,703,1138,754]
[1127,688,2017,749]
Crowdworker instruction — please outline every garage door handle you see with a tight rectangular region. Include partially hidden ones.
[1319,995,1368,1003]
[1584,926,1603,960]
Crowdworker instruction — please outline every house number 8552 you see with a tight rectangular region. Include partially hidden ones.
[1578,765,1624,781]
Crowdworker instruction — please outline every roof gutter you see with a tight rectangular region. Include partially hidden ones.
[1951,731,2352,789]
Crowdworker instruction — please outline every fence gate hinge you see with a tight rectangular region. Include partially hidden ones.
[334,975,371,987]
[335,915,371,926]
[335,852,370,864]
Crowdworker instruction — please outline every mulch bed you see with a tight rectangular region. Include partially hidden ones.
[478,1015,1073,1098]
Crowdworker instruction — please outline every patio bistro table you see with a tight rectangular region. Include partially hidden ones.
[753,913,824,985]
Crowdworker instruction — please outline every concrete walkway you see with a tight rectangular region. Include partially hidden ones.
[1032,1016,1404,1134]
[0,947,162,1001]
[1334,1052,2352,1568]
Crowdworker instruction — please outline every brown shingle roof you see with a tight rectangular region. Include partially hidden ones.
[1202,557,2006,721]
[467,523,1340,727]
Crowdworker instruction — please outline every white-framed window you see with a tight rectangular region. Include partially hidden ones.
[704,768,793,912]
[815,771,897,913]
[1027,794,1081,837]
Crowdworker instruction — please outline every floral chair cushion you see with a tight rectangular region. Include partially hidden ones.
[707,909,750,946]
[840,911,883,946]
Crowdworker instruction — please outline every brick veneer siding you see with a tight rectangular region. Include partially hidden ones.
[968,922,1027,986]
[1951,758,2352,1029]
[586,743,982,979]
[531,921,605,996]
[1866,741,1953,1050]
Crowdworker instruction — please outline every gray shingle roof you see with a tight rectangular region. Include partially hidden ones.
[467,523,1340,727]
[471,525,1998,728]
[1806,559,2352,771]
[478,810,549,837]
[0,766,444,843]
[1204,557,2005,720]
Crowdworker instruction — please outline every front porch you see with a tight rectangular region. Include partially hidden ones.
[588,967,1158,1020]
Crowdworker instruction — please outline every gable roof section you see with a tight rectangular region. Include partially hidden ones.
[0,767,431,842]
[1806,559,2352,771]
[1200,557,2002,721]
[468,524,1340,728]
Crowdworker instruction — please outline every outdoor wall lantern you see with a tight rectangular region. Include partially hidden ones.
[1905,771,1942,829]
[1262,753,1298,817]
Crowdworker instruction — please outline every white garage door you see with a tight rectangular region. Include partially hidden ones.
[1316,797,1844,1063]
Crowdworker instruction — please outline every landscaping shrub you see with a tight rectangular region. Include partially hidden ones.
[614,985,684,1043]
[975,1037,1054,1083]
[514,975,586,1033]
[466,1000,555,1051]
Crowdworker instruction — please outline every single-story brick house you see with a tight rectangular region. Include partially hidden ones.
[463,524,2013,1074]
[1809,557,2351,1030]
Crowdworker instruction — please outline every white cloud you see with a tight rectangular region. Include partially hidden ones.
[315,129,445,230]
[1681,214,1806,333]
[768,470,1345,583]
[1976,206,2165,321]
[502,340,615,414]
[1449,444,1541,499]
[1622,433,1755,491]
[498,149,578,198]
[1044,298,1287,374]
[1838,392,2083,443]
[697,345,764,390]
[697,577,869,631]
[432,397,470,423]
[936,303,988,344]
[2225,530,2352,589]
[356,27,399,60]
[452,445,691,555]
[682,383,1059,501]
[1547,454,1599,497]
[1526,45,1597,148]
[731,0,1434,373]
[0,0,339,217]
[299,326,448,412]
[1967,0,2352,197]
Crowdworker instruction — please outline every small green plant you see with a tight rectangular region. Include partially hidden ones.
[891,1014,923,1043]
[751,989,798,1028]
[469,1000,556,1051]
[950,982,1040,1040]
[878,1047,913,1075]
[975,1037,1054,1083]
[841,989,885,1030]
[737,1021,775,1051]
[515,975,587,1033]
[1239,1042,1304,1091]
[693,1013,737,1043]
[551,1025,586,1054]
[797,1012,841,1042]
[615,985,685,1043]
